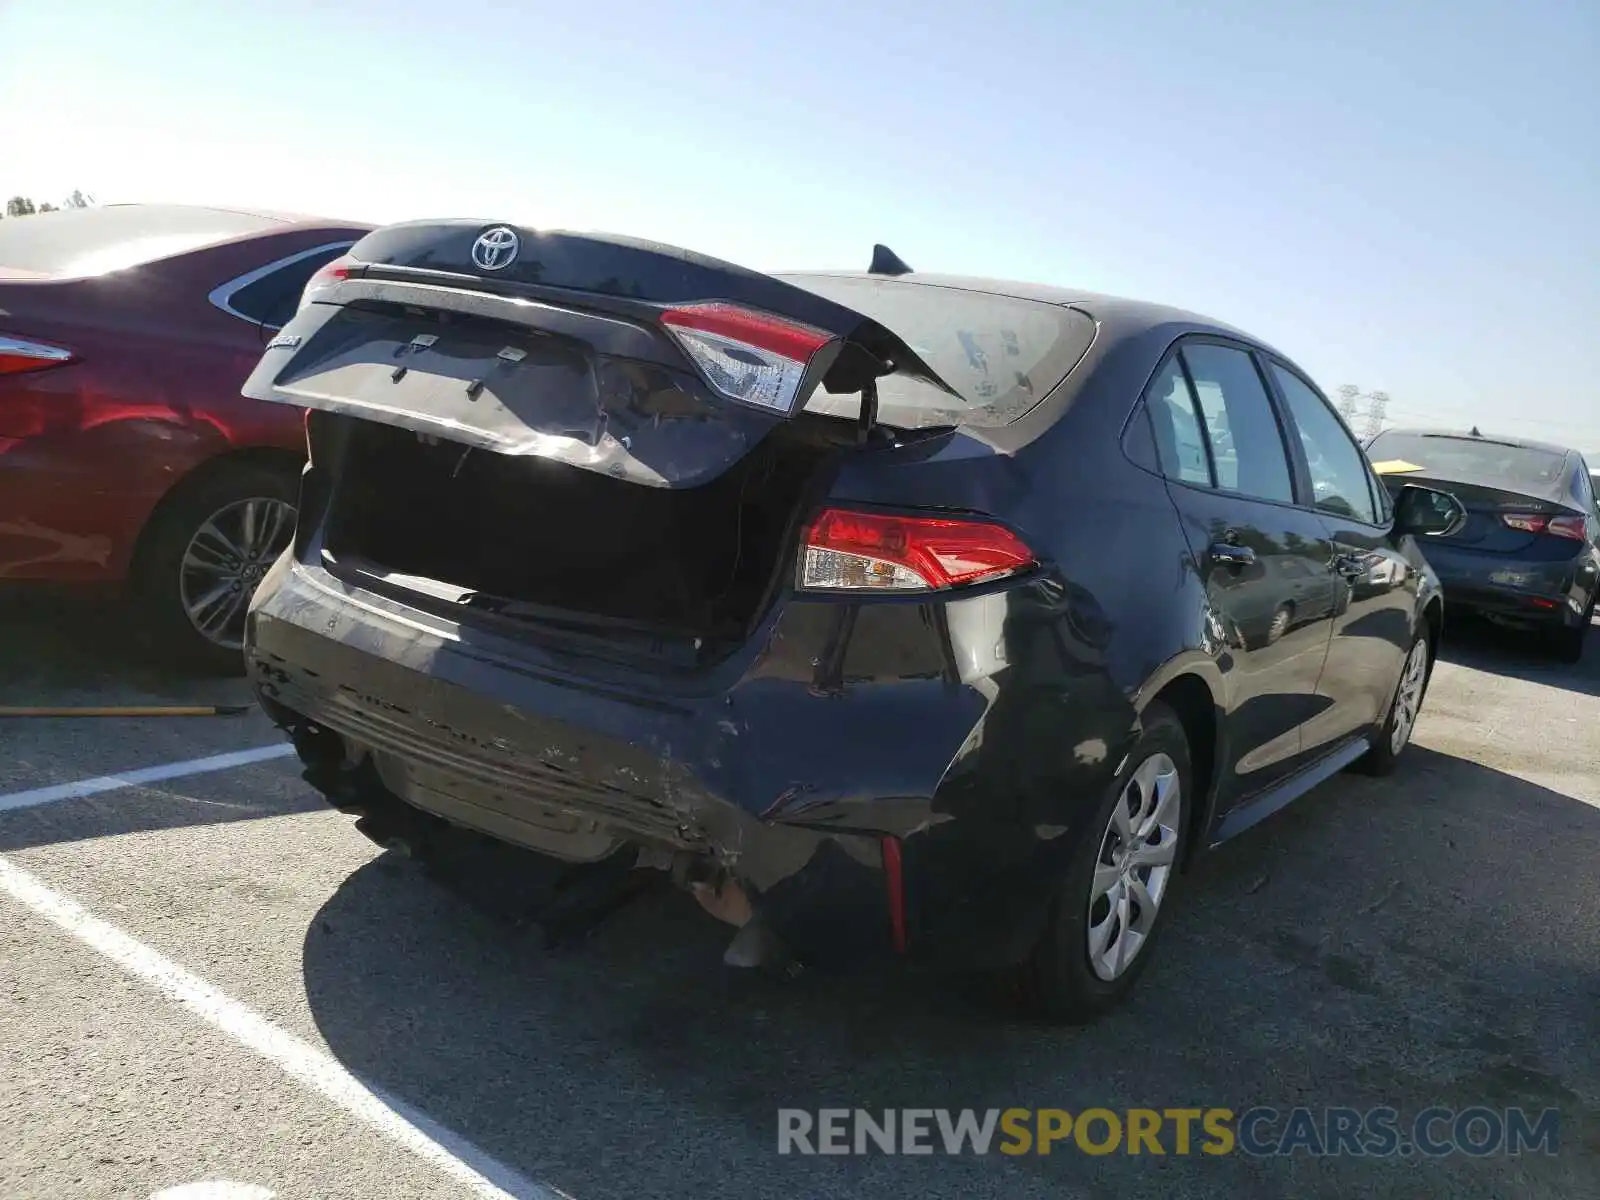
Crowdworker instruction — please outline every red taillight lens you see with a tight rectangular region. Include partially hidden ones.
[661,302,834,415]
[1501,512,1587,541]
[1546,515,1588,542]
[1500,513,1546,533]
[297,255,354,313]
[0,334,75,376]
[799,507,1036,592]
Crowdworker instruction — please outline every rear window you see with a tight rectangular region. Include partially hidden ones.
[778,275,1097,429]
[222,245,351,328]
[1366,431,1569,491]
[0,205,280,278]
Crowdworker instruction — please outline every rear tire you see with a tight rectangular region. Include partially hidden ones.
[1016,702,1190,1023]
[1542,594,1593,664]
[131,462,299,676]
[1354,629,1431,776]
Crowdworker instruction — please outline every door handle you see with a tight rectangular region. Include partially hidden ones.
[1332,553,1366,580]
[1209,542,1256,567]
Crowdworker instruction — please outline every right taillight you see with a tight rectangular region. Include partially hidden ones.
[297,255,354,313]
[0,334,75,376]
[1546,515,1588,542]
[1501,512,1587,542]
[798,507,1036,593]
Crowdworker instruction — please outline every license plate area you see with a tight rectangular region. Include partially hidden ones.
[279,306,608,447]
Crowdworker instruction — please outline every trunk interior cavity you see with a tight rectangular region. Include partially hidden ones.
[322,419,838,643]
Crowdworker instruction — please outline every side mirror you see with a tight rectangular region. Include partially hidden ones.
[1393,484,1466,538]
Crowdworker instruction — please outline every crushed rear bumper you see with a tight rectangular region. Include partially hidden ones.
[244,555,1098,969]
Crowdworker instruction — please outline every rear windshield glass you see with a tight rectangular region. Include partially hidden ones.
[0,206,280,277]
[1366,431,1569,491]
[777,275,1096,429]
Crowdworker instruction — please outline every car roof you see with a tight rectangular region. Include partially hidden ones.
[0,203,377,281]
[1374,427,1576,458]
[780,270,1285,357]
[75,202,373,232]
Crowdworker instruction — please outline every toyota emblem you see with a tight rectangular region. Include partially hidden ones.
[471,226,520,271]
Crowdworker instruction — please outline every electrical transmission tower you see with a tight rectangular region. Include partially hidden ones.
[1362,391,1390,441]
[1336,385,1362,422]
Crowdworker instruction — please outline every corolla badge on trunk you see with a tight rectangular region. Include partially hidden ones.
[471,226,520,271]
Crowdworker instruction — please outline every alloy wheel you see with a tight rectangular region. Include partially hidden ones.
[178,497,296,650]
[1389,638,1429,755]
[1268,605,1291,643]
[1087,751,1181,982]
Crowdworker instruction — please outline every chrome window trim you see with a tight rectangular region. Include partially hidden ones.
[207,240,355,328]
[0,335,74,363]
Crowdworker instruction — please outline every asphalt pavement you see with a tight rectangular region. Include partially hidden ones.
[1,593,1596,1199]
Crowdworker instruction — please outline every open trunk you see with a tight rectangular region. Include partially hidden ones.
[243,222,983,652]
[323,418,838,644]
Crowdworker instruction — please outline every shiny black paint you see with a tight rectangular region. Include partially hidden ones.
[247,273,1443,969]
[1368,434,1600,632]
[1384,478,1599,632]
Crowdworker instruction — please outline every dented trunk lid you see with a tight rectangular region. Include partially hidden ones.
[240,222,963,488]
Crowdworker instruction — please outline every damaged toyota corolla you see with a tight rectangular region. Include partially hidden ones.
[241,221,1459,1021]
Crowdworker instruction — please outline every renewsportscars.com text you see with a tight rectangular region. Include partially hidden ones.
[776,1106,1561,1158]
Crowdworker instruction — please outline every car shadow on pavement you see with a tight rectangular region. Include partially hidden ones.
[301,746,1599,1200]
[0,591,254,704]
[1436,611,1600,697]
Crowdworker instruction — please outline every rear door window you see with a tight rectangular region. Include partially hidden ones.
[1177,343,1296,504]
[1268,363,1380,524]
[1144,356,1212,485]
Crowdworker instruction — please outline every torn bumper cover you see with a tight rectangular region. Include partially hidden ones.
[244,554,1052,967]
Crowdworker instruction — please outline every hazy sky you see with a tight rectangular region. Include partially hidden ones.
[4,0,1596,449]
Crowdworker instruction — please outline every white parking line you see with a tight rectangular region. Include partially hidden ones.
[0,853,563,1200]
[0,744,297,814]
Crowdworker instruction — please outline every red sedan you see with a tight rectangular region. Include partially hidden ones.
[0,203,372,671]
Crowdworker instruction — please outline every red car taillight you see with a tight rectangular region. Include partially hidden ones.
[798,507,1036,593]
[297,255,354,313]
[1546,515,1588,542]
[1501,512,1587,542]
[0,334,75,376]
[661,302,834,415]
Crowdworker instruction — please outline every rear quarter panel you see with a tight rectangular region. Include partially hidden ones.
[815,320,1216,958]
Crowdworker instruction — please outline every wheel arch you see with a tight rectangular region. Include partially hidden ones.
[1421,594,1443,657]
[1137,664,1223,870]
[128,445,304,580]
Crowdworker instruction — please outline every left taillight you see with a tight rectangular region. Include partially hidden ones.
[0,334,75,377]
[798,507,1036,593]
[297,255,354,313]
[661,302,835,416]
